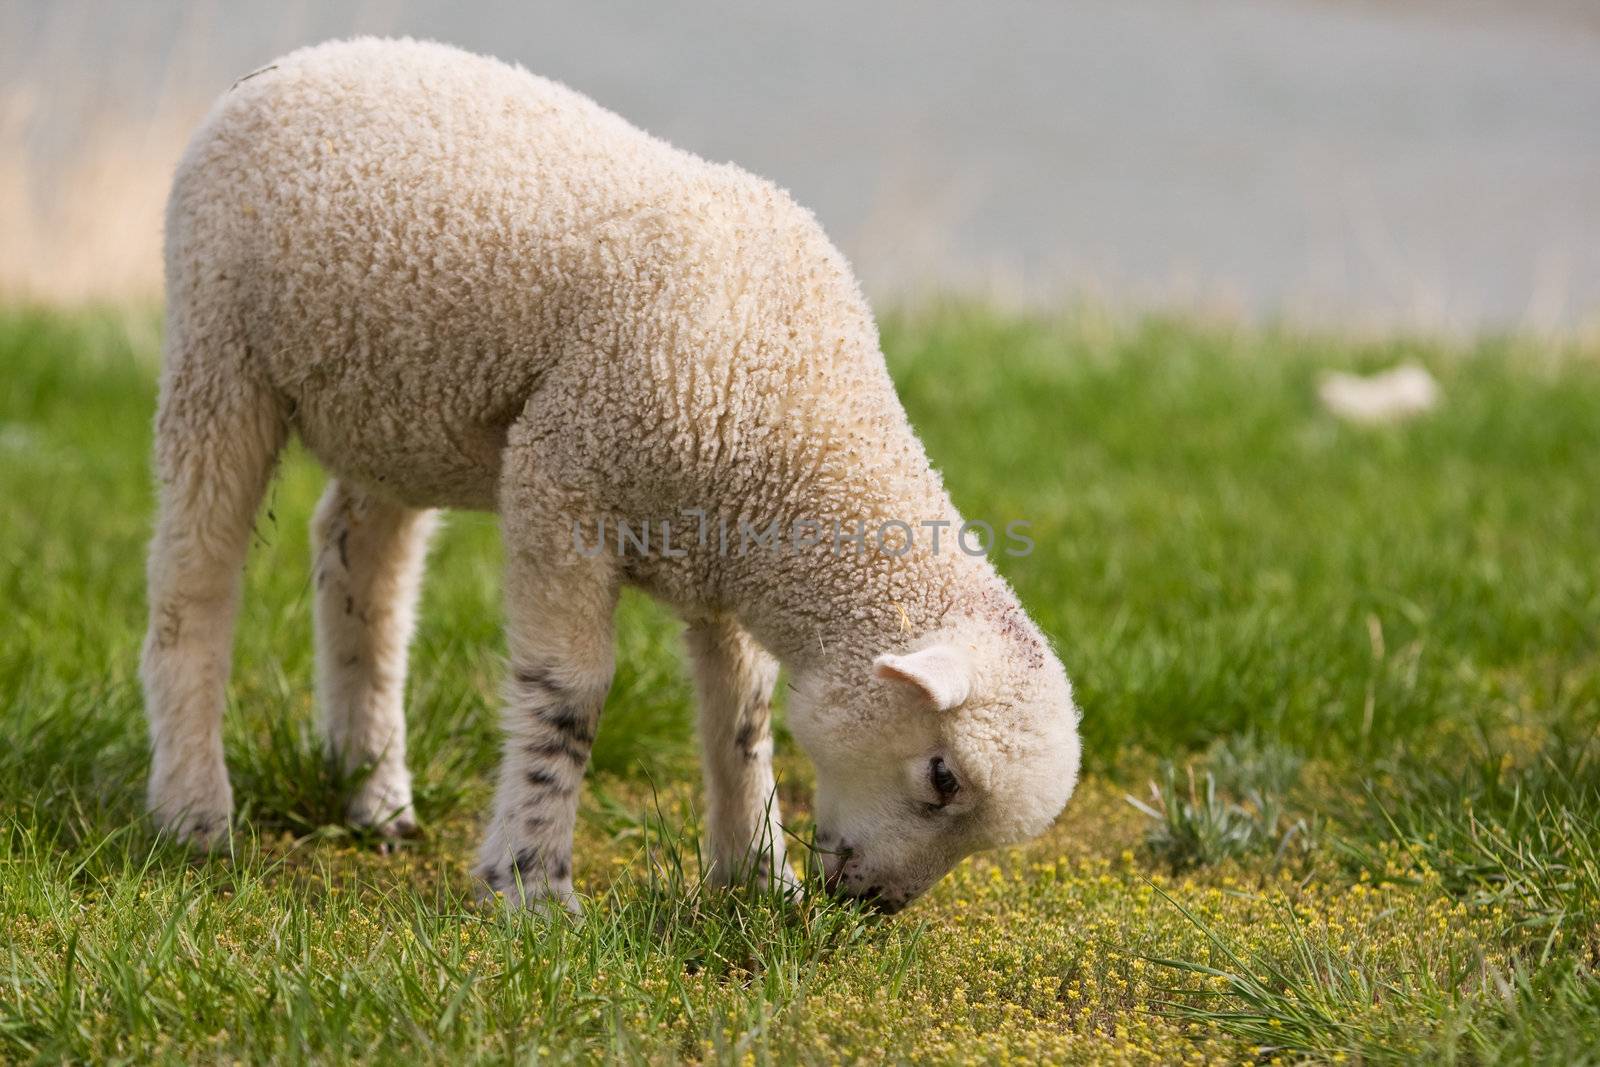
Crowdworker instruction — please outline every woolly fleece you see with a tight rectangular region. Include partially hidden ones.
[142,38,1081,911]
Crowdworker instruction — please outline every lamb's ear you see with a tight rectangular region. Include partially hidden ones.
[873,644,971,711]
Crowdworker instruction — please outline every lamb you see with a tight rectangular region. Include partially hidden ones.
[141,37,1082,914]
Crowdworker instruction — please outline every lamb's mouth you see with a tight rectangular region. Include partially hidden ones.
[855,886,908,914]
[818,842,914,913]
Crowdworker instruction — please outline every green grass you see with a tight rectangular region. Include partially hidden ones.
[2,302,1598,1063]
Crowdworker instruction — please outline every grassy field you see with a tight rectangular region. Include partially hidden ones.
[2,304,1598,1064]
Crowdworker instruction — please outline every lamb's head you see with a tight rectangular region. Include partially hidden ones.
[788,618,1080,913]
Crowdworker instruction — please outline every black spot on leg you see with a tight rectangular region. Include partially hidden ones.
[525,767,562,790]
[529,737,590,765]
[738,677,772,762]
[734,718,769,762]
[344,595,354,615]
[337,527,350,569]
[514,664,564,696]
[525,814,550,831]
[536,702,596,746]
[513,845,570,884]
[523,740,581,768]
[343,654,359,668]
[187,811,224,835]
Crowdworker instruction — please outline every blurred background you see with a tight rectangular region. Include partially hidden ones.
[2,0,1597,333]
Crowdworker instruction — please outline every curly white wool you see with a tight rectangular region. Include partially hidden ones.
[141,38,1080,912]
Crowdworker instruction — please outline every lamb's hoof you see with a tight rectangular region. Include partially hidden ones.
[709,854,803,901]
[148,772,233,852]
[346,771,418,843]
[475,868,582,919]
[767,864,804,902]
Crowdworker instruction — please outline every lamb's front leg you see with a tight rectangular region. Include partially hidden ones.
[685,616,796,893]
[476,495,617,915]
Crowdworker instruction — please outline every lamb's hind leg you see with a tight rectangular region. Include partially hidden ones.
[685,616,795,893]
[142,334,286,849]
[312,481,436,837]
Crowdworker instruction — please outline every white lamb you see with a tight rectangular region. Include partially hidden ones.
[142,37,1081,913]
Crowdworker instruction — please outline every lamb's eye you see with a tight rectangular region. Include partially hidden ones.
[929,757,960,802]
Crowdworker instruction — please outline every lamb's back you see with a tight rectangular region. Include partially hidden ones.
[167,38,825,509]
[175,36,713,353]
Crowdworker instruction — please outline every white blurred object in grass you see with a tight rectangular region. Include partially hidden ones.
[1318,363,1441,424]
